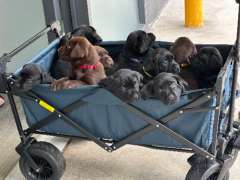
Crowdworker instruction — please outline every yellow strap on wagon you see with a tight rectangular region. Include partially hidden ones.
[39,100,55,113]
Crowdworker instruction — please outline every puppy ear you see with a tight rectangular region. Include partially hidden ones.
[126,33,137,49]
[173,74,188,92]
[147,33,156,46]
[148,33,156,41]
[70,44,88,58]
[140,81,154,99]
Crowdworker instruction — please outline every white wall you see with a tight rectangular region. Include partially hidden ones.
[0,0,48,72]
[88,0,143,41]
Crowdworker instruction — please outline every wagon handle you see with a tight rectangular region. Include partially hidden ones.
[0,21,61,65]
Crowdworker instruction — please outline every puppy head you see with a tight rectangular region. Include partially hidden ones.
[101,69,143,102]
[71,25,102,44]
[152,73,188,105]
[113,69,143,91]
[190,47,223,77]
[170,37,197,65]
[58,37,91,65]
[15,64,49,90]
[153,48,180,74]
[126,30,156,54]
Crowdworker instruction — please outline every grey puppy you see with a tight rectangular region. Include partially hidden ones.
[141,72,188,105]
[15,63,54,91]
[143,48,180,76]
[99,69,144,102]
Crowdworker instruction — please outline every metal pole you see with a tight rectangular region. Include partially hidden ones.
[7,26,51,58]
[228,2,240,134]
[7,93,26,143]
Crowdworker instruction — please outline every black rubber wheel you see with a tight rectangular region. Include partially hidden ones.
[186,165,230,180]
[19,141,66,180]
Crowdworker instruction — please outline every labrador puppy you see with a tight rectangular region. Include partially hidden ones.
[141,72,188,105]
[71,25,102,44]
[190,46,224,88]
[170,37,197,66]
[51,36,106,91]
[15,63,54,91]
[51,25,102,79]
[99,69,144,102]
[94,45,114,69]
[125,30,156,55]
[115,30,156,74]
[179,69,199,90]
[145,48,180,76]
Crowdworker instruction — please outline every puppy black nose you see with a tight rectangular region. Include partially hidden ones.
[166,94,177,105]
[172,64,180,73]
[168,94,175,101]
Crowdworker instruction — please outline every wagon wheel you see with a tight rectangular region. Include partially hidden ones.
[186,148,238,180]
[19,141,66,180]
[185,163,229,180]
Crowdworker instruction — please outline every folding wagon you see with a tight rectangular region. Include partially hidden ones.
[1,1,240,180]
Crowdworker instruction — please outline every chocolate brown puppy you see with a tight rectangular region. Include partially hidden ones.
[170,37,197,65]
[95,45,114,69]
[179,69,199,90]
[170,37,199,89]
[51,25,102,79]
[51,37,106,91]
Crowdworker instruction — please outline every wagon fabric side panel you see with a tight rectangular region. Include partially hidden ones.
[21,85,215,150]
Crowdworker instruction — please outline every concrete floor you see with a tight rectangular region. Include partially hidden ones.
[146,0,238,44]
[0,0,240,180]
[0,96,25,179]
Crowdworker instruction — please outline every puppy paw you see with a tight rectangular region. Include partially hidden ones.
[63,80,85,89]
[51,77,69,91]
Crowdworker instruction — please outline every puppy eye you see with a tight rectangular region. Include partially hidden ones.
[166,55,174,60]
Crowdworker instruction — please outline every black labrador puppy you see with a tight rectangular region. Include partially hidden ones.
[51,25,103,79]
[190,47,224,88]
[143,48,180,77]
[114,30,156,74]
[125,30,156,55]
[71,25,102,44]
[140,72,188,105]
[99,69,144,102]
[14,63,53,91]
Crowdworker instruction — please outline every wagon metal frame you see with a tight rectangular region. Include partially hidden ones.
[1,1,240,180]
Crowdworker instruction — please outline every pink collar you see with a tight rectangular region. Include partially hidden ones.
[78,65,97,69]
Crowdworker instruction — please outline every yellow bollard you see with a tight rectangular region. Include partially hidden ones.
[185,0,203,28]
